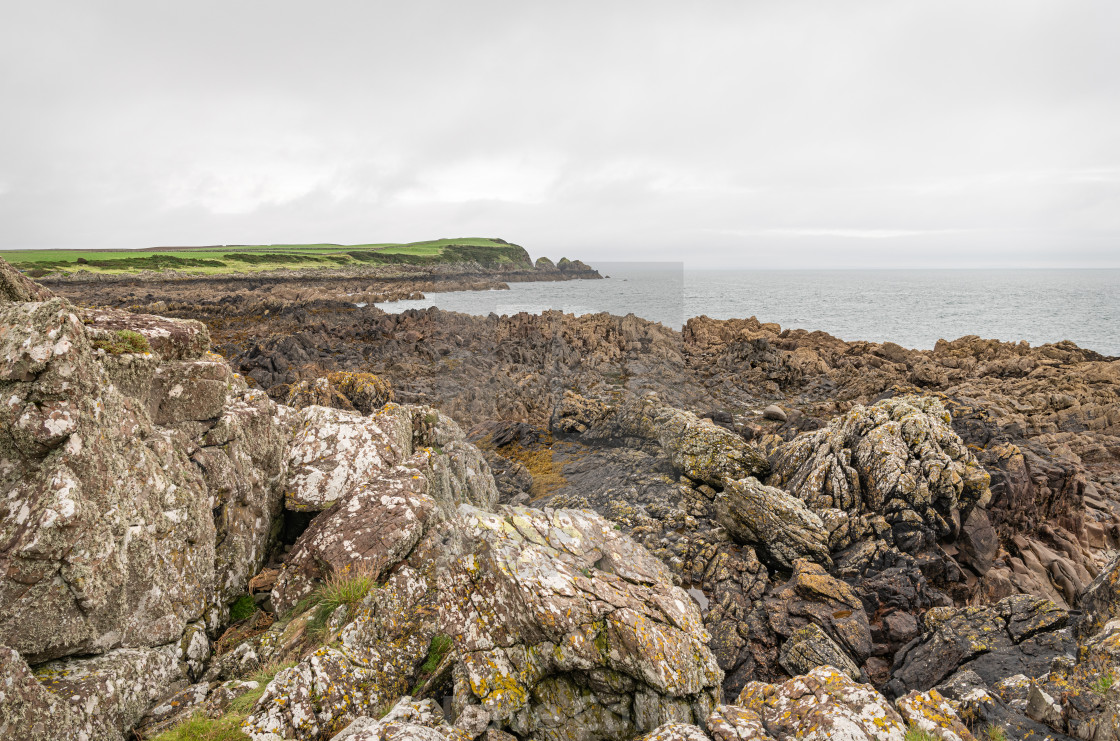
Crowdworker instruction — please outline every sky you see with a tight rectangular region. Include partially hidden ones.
[1,1,1118,268]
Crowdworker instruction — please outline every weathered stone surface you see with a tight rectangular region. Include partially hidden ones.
[768,395,992,555]
[441,505,723,741]
[0,645,82,741]
[735,665,909,741]
[82,306,209,361]
[31,644,185,741]
[327,697,449,741]
[715,477,830,569]
[287,371,393,416]
[762,405,786,422]
[285,403,413,511]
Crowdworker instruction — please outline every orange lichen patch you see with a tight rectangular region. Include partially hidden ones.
[482,435,570,500]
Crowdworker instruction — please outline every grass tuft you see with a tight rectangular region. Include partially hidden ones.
[421,634,453,674]
[1091,671,1115,695]
[904,725,938,741]
[983,724,1008,741]
[92,329,151,355]
[227,660,298,715]
[147,712,249,741]
[306,565,377,638]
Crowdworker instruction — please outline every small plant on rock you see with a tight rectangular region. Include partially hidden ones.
[983,723,1008,741]
[306,564,377,638]
[904,725,938,741]
[1092,671,1115,695]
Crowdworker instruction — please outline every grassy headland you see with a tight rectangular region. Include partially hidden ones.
[1,237,536,277]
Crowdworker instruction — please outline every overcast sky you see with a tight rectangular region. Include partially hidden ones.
[1,1,1117,267]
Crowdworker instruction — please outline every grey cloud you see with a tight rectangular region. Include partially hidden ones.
[1,0,1118,267]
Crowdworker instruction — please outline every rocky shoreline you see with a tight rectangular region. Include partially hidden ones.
[3,258,1120,741]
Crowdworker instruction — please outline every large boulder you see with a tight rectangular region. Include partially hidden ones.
[441,505,724,741]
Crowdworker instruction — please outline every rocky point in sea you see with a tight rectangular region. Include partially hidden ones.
[1,254,1120,741]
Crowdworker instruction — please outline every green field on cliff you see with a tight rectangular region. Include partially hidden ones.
[0,238,531,276]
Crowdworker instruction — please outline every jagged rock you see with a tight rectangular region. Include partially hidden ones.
[895,689,975,741]
[934,669,1075,741]
[0,645,83,741]
[285,404,413,511]
[735,665,909,740]
[1076,551,1120,640]
[888,595,1070,697]
[441,505,723,741]
[578,395,770,486]
[453,705,490,739]
[715,477,830,569]
[328,697,451,741]
[768,395,992,555]
[779,623,860,680]
[271,453,442,613]
[956,507,999,575]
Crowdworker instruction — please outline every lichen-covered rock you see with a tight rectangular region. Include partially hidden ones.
[779,623,860,681]
[705,705,773,741]
[31,644,185,741]
[441,505,723,741]
[895,689,975,741]
[327,697,450,741]
[285,403,413,511]
[0,293,292,662]
[735,665,908,741]
[715,477,831,569]
[768,395,992,556]
[287,371,394,415]
[0,645,82,741]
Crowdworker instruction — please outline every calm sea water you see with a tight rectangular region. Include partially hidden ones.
[375,263,1120,357]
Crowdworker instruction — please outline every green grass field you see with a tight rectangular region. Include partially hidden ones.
[0,238,532,276]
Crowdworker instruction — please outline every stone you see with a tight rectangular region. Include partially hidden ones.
[956,508,999,575]
[762,405,786,422]
[637,723,713,741]
[0,258,55,302]
[453,705,490,739]
[705,705,773,741]
[767,395,991,554]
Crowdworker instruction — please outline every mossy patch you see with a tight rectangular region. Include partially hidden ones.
[228,594,257,623]
[92,329,151,355]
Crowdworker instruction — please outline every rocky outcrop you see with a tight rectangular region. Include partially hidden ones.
[714,478,830,569]
[0,297,287,664]
[768,395,992,557]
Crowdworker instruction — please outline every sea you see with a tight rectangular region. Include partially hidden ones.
[374,263,1120,357]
